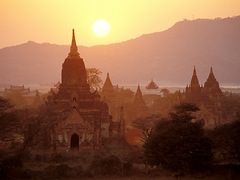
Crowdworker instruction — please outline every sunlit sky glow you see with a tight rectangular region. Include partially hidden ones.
[1,0,240,48]
[92,19,110,37]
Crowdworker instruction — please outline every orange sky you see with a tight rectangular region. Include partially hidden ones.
[1,0,240,48]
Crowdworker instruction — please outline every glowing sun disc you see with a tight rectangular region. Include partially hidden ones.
[92,19,110,37]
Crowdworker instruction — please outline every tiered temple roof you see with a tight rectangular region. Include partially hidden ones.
[60,29,88,91]
[189,66,201,90]
[44,29,111,150]
[185,66,203,103]
[146,79,158,89]
[203,67,222,96]
[133,85,147,109]
[102,73,114,94]
[185,66,222,103]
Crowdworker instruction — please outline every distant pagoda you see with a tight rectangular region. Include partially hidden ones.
[185,66,203,103]
[185,66,222,104]
[203,67,222,97]
[133,85,147,112]
[146,79,158,89]
[102,72,114,96]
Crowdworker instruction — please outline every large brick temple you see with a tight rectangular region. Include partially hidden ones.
[45,30,112,151]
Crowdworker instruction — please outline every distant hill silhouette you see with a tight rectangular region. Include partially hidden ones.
[0,16,240,86]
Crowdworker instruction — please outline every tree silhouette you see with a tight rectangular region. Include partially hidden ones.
[132,114,162,143]
[160,88,170,97]
[144,103,212,174]
[209,119,240,163]
[0,97,21,143]
[87,68,102,90]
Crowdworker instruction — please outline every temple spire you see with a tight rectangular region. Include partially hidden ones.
[69,29,79,56]
[204,67,222,95]
[193,66,197,76]
[136,84,142,97]
[207,66,216,81]
[133,84,147,113]
[190,66,200,88]
[102,72,114,93]
[133,84,145,105]
[62,29,88,87]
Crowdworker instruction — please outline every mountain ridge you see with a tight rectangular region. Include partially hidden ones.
[0,16,240,86]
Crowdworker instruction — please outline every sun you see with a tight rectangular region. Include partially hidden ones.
[92,19,110,37]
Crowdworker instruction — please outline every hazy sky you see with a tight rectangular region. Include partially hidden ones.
[1,0,240,48]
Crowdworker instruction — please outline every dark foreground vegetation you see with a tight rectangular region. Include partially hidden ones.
[1,96,240,179]
[144,103,213,174]
[1,149,240,180]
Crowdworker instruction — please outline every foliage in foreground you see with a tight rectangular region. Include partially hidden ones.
[87,68,102,90]
[208,119,240,163]
[144,103,213,173]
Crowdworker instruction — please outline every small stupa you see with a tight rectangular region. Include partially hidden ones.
[146,79,159,89]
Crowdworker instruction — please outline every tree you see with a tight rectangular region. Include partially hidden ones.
[132,114,162,143]
[87,68,102,90]
[5,91,27,109]
[170,103,200,123]
[144,103,212,173]
[160,88,170,97]
[208,119,240,163]
[0,97,21,143]
[0,96,48,152]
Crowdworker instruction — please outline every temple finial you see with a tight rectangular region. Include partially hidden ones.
[190,66,200,88]
[193,66,196,75]
[133,83,146,108]
[136,84,141,93]
[210,66,213,74]
[207,66,216,80]
[69,29,79,56]
[102,72,114,93]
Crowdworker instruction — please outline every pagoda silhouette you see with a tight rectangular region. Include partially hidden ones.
[42,30,113,151]
[146,79,159,89]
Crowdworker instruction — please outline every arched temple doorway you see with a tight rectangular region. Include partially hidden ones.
[70,133,79,149]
